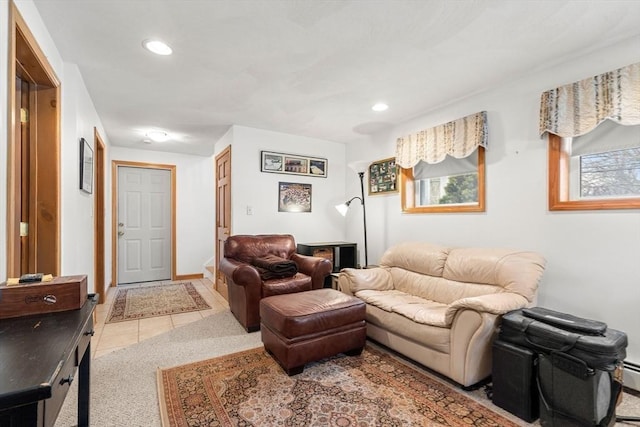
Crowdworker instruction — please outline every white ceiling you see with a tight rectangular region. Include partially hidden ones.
[32,0,640,156]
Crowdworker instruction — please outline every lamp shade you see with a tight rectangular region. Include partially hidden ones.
[347,160,370,174]
[335,203,349,216]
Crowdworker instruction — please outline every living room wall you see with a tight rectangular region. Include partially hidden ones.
[344,36,640,386]
[216,125,348,245]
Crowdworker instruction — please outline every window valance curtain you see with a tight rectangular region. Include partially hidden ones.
[395,111,488,168]
[539,62,640,138]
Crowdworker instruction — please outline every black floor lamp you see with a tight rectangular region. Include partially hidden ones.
[335,168,368,268]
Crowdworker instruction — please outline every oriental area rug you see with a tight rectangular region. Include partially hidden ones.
[106,282,211,323]
[157,345,520,426]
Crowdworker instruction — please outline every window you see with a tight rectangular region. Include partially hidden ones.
[401,147,485,213]
[548,121,640,210]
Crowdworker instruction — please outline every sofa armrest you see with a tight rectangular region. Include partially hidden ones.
[337,267,394,295]
[219,257,261,286]
[445,292,528,325]
[290,253,332,289]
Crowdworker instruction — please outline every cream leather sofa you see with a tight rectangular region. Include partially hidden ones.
[338,242,546,387]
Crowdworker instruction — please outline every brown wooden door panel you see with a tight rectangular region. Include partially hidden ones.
[214,146,231,301]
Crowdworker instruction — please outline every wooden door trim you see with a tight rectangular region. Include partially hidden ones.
[94,129,105,302]
[7,3,61,277]
[111,161,176,286]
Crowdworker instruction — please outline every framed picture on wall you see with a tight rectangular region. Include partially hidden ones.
[79,137,93,193]
[278,182,312,212]
[369,157,398,195]
[261,151,327,178]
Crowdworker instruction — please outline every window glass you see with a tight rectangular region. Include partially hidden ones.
[548,121,640,210]
[401,148,485,213]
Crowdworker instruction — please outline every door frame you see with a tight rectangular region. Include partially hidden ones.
[94,129,105,302]
[6,3,61,277]
[111,161,176,286]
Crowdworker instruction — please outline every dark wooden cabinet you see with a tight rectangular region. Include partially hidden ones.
[0,295,97,427]
[297,241,358,273]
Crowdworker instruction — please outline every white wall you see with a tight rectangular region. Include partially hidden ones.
[346,36,640,366]
[226,126,348,246]
[110,147,215,276]
[60,63,111,289]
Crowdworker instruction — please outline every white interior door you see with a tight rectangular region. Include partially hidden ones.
[117,166,171,284]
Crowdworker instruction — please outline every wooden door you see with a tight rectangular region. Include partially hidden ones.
[7,6,60,278]
[215,146,231,300]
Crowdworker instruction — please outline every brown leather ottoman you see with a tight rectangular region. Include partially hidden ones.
[260,288,366,375]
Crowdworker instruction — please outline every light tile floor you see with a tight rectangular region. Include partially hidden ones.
[91,278,228,359]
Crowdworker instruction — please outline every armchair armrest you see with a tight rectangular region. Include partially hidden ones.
[444,292,528,325]
[218,257,261,286]
[290,253,332,289]
[337,267,394,295]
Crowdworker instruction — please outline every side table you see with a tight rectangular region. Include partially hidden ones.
[0,294,98,427]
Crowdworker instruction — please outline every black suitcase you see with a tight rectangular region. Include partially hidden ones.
[499,307,627,427]
[491,339,539,422]
[500,308,627,371]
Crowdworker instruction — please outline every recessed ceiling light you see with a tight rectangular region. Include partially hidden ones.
[142,39,173,56]
[372,102,389,112]
[146,131,170,142]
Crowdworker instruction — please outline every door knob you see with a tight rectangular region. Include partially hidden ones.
[118,231,125,236]
[118,222,124,227]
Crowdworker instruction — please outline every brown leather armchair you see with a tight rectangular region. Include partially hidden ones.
[219,234,333,332]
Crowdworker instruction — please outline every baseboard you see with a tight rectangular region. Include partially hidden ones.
[624,361,640,392]
[174,273,204,280]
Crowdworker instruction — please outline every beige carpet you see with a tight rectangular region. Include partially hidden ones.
[106,282,211,323]
[157,344,521,427]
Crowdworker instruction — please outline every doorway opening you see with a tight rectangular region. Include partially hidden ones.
[7,4,61,277]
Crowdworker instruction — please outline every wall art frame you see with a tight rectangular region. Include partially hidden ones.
[278,182,312,212]
[369,157,398,195]
[261,150,327,178]
[79,137,94,193]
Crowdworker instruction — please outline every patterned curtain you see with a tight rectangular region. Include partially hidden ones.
[395,111,488,168]
[539,62,640,138]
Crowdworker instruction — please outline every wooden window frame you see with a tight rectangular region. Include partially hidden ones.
[548,133,640,211]
[400,147,485,213]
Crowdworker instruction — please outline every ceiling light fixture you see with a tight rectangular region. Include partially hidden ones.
[371,102,389,112]
[142,39,173,56]
[146,131,170,142]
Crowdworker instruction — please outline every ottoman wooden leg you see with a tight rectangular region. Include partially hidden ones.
[345,347,364,356]
[286,365,304,376]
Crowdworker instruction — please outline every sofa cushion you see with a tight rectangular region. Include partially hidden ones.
[391,268,501,305]
[443,248,545,302]
[262,273,312,297]
[380,242,449,277]
[355,289,450,327]
[365,304,451,354]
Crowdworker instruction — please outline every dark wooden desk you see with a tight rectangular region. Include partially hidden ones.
[0,295,97,427]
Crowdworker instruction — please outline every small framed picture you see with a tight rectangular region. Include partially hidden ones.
[278,182,312,212]
[261,151,327,178]
[79,137,94,194]
[261,152,283,172]
[369,157,398,195]
[284,155,308,174]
